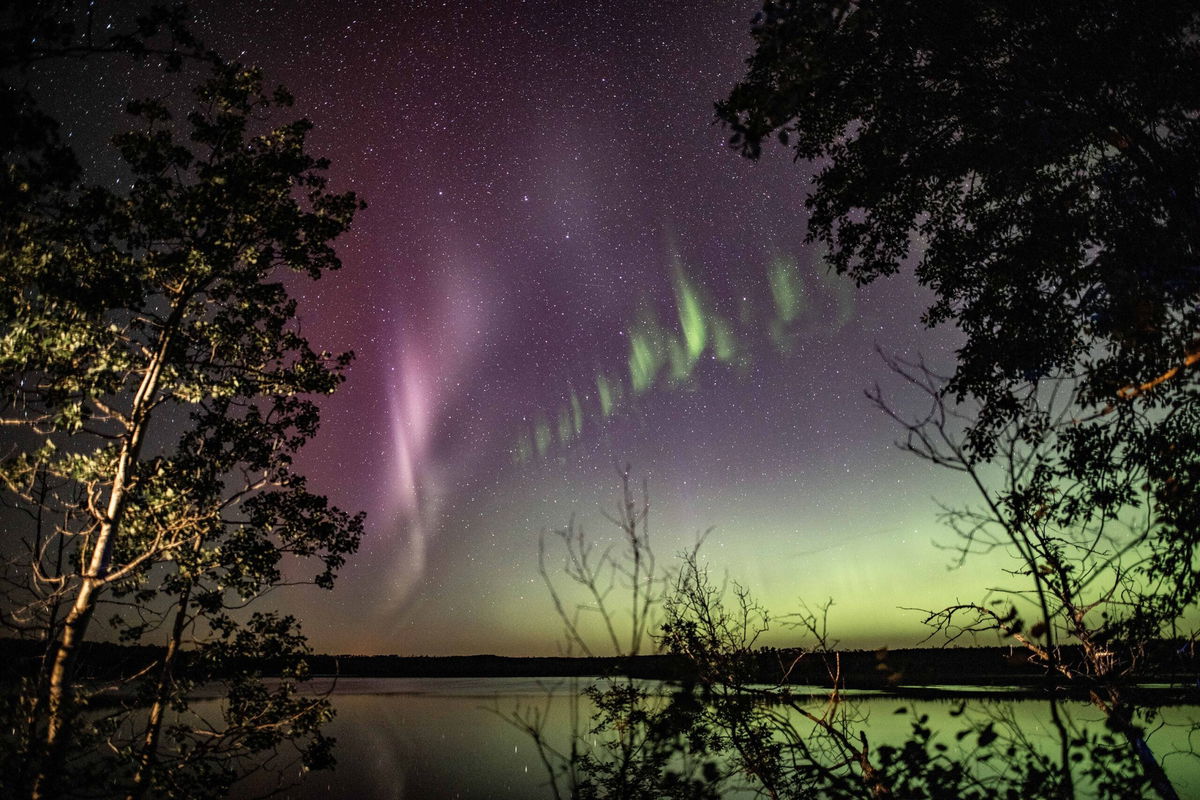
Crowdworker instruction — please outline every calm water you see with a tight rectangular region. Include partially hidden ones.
[216,677,1200,799]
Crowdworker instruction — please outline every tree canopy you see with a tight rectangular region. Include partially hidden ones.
[719,0,1199,444]
[718,0,1200,639]
[719,5,1200,795]
[0,7,364,798]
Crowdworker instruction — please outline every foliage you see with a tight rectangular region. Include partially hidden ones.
[718,0,1200,584]
[0,7,363,799]
[868,356,1185,799]
[501,469,712,799]
[719,0,1199,429]
[717,5,1200,796]
[523,479,1165,799]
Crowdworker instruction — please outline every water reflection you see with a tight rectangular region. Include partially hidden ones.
[218,678,1200,799]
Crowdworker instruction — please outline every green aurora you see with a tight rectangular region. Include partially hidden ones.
[512,250,857,463]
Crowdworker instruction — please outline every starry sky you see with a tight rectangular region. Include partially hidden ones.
[41,0,1014,656]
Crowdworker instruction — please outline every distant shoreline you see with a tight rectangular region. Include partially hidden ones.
[279,675,1200,706]
[3,639,1197,698]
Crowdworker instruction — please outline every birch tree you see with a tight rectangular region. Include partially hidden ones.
[1,14,364,797]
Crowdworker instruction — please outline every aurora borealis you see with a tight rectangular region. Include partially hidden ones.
[41,0,1011,656]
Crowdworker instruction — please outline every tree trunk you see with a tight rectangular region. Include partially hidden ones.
[33,574,102,800]
[32,316,177,799]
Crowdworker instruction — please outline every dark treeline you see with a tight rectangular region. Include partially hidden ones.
[4,639,1197,694]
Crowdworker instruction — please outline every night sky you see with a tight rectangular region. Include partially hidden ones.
[42,0,1012,656]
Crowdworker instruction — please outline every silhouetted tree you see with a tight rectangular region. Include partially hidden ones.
[720,1,1199,423]
[0,7,364,798]
[720,4,1199,797]
[719,0,1198,528]
[501,469,717,799]
[525,478,1161,799]
[870,355,1181,799]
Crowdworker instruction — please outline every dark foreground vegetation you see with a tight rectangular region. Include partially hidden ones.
[1,5,361,799]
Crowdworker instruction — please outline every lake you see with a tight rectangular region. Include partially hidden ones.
[219,677,1200,799]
